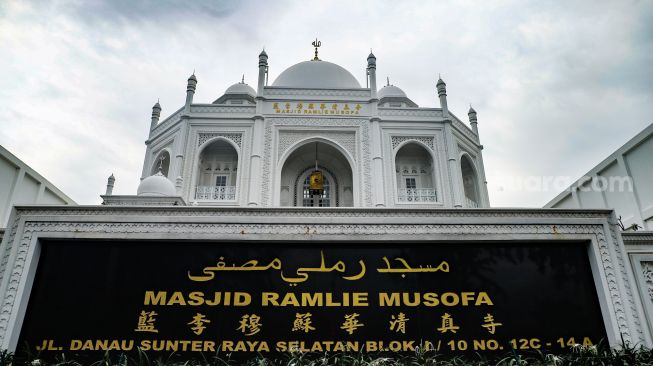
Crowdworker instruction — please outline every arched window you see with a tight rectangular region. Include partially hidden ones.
[195,139,238,201]
[151,150,171,177]
[461,155,479,208]
[294,166,338,207]
[302,175,331,207]
[394,143,437,202]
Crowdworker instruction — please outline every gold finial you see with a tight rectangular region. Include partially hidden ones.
[157,154,166,172]
[312,38,322,61]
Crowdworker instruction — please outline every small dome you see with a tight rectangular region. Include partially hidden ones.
[224,81,256,97]
[272,60,361,89]
[137,172,176,196]
[378,84,407,99]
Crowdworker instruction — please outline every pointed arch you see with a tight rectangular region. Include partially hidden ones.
[393,142,437,203]
[151,150,171,177]
[460,153,480,208]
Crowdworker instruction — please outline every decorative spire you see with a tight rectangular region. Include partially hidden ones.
[312,38,321,61]
[151,100,162,130]
[437,74,445,86]
[105,174,115,196]
[387,77,390,86]
[241,74,245,84]
[157,154,166,172]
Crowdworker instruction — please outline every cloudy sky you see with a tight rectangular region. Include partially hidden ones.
[0,0,651,206]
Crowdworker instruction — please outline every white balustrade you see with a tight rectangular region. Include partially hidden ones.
[397,188,437,202]
[195,186,237,201]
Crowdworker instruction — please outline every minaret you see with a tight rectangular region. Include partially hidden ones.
[249,49,268,206]
[437,76,448,117]
[367,50,385,206]
[150,100,161,131]
[367,51,377,99]
[438,76,462,207]
[257,49,268,96]
[184,73,197,113]
[105,174,115,196]
[468,105,479,136]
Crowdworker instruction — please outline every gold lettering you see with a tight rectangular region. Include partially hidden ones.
[476,292,493,305]
[352,292,368,306]
[379,292,400,306]
[144,291,166,305]
[440,292,459,306]
[262,292,279,306]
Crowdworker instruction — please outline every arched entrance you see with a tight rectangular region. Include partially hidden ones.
[279,141,353,207]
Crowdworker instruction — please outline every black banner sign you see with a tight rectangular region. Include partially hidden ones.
[18,240,607,359]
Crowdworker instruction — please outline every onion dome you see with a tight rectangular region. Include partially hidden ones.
[224,77,256,98]
[378,84,407,99]
[377,78,417,107]
[213,76,257,104]
[137,171,176,196]
[272,60,361,89]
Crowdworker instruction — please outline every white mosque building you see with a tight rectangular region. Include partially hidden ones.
[123,44,489,209]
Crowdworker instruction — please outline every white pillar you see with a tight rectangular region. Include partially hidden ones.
[444,122,463,208]
[247,118,265,206]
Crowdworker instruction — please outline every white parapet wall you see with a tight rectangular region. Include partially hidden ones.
[546,123,653,231]
[0,145,75,228]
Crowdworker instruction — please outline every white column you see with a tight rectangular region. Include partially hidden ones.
[370,120,385,207]
[247,118,265,206]
[444,122,463,207]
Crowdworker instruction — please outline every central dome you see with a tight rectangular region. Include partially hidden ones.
[272,60,361,89]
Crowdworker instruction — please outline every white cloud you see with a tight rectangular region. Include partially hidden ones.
[0,0,651,206]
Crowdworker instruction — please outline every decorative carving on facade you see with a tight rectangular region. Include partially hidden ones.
[261,118,370,207]
[197,133,243,148]
[391,136,435,151]
[610,221,646,341]
[260,120,274,206]
[379,108,443,118]
[360,120,372,206]
[0,207,642,346]
[641,262,653,303]
[190,106,255,114]
[278,131,357,161]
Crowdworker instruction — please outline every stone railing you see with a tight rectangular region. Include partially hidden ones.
[195,186,237,201]
[397,188,437,203]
